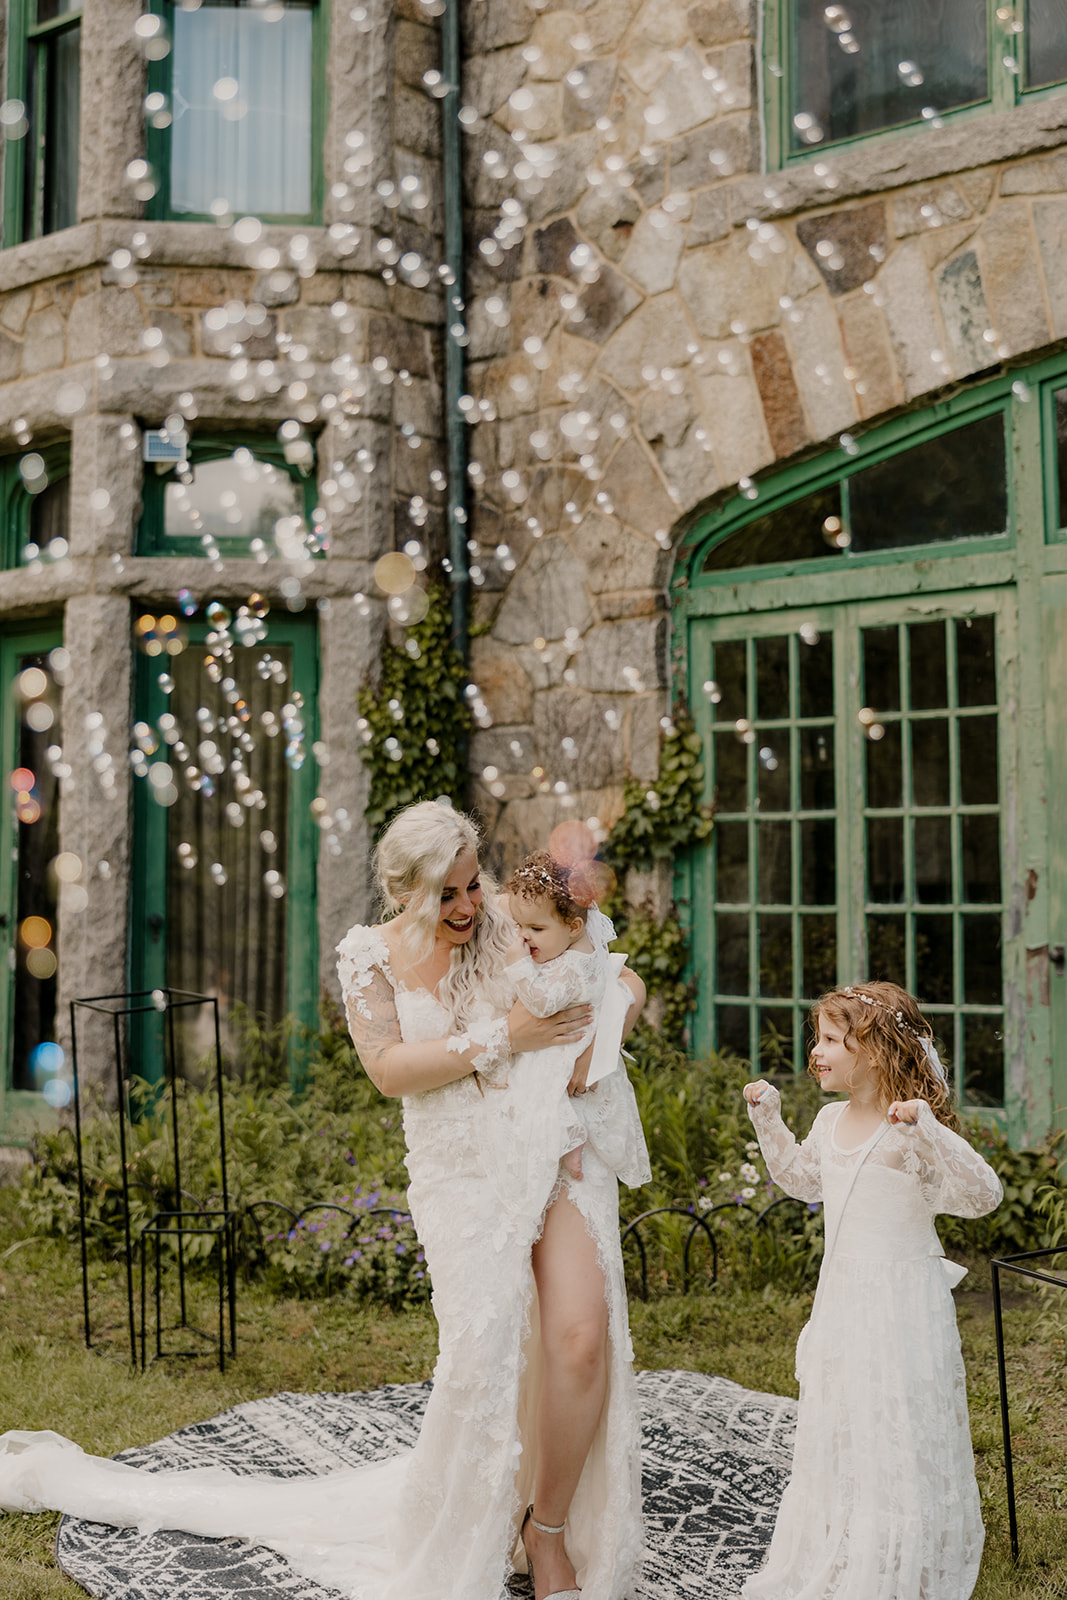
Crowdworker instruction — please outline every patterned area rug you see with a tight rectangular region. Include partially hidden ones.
[55,1370,795,1600]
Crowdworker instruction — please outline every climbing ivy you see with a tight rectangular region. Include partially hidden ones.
[603,707,713,874]
[357,585,472,833]
[602,706,714,1047]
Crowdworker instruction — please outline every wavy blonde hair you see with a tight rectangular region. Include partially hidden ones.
[808,980,960,1131]
[374,801,514,1027]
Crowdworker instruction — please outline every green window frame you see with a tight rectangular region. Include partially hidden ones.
[137,433,319,559]
[0,445,71,570]
[129,613,320,1089]
[144,0,328,225]
[0,618,65,1145]
[1,0,83,247]
[764,1,1067,170]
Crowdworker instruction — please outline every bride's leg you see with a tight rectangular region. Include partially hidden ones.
[526,1188,608,1597]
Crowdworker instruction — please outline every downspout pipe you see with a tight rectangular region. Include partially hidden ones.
[441,0,469,661]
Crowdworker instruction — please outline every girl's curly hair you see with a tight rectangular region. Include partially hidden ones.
[809,980,960,1131]
[506,850,591,924]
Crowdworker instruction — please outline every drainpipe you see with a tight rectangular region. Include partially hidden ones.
[441,0,469,660]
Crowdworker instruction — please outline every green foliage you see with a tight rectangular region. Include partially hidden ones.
[18,1012,429,1310]
[599,707,713,1045]
[938,1121,1067,1257]
[357,583,472,832]
[603,706,713,875]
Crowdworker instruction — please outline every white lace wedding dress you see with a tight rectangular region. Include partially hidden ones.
[743,1090,1003,1600]
[0,923,646,1600]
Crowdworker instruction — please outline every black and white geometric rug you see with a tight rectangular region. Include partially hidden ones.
[56,1370,795,1599]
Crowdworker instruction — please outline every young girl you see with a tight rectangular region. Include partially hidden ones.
[493,852,649,1218]
[742,981,1002,1600]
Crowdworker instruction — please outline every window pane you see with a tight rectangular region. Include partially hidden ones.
[756,635,790,720]
[702,485,841,572]
[713,731,747,812]
[863,626,901,712]
[759,916,793,996]
[36,1,80,19]
[963,1013,1003,1107]
[799,726,834,809]
[28,476,70,559]
[848,416,1007,551]
[963,913,1001,1005]
[867,816,903,903]
[798,630,833,717]
[908,621,946,711]
[165,455,303,549]
[716,1004,750,1060]
[711,639,746,722]
[868,914,906,986]
[1027,0,1067,90]
[758,734,791,811]
[866,720,902,808]
[792,0,987,149]
[961,814,1001,904]
[1055,388,1067,530]
[956,616,996,706]
[759,1008,795,1072]
[914,816,951,904]
[171,1,313,217]
[802,912,836,996]
[715,821,749,903]
[11,653,62,1095]
[800,817,835,904]
[758,820,792,904]
[43,25,80,233]
[166,643,292,1070]
[716,914,749,995]
[911,719,950,807]
[959,716,998,804]
[915,915,953,1004]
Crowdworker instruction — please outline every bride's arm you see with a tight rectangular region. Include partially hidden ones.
[344,967,592,1099]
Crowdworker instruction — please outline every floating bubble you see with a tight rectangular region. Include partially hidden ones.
[822,515,851,550]
[20,916,52,949]
[177,842,198,869]
[31,1041,65,1077]
[19,453,46,489]
[151,989,168,1011]
[17,667,47,700]
[702,679,723,704]
[799,623,821,646]
[206,600,232,629]
[210,862,228,886]
[26,703,54,732]
[52,852,82,883]
[374,551,417,595]
[55,382,86,416]
[734,718,756,745]
[247,592,269,619]
[42,1078,73,1108]
[388,587,430,625]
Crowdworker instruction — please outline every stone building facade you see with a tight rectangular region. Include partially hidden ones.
[2,0,1067,1144]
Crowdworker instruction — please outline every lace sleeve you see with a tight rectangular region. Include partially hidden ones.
[336,925,404,1075]
[746,1087,825,1203]
[446,1014,512,1086]
[509,953,597,1017]
[900,1104,1004,1218]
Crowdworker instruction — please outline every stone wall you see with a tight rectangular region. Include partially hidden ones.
[457,0,1067,866]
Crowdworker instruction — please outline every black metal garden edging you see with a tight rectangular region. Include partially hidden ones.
[70,988,236,1371]
[990,1245,1067,1562]
[620,1194,820,1300]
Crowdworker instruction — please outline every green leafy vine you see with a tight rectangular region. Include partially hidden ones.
[357,585,473,833]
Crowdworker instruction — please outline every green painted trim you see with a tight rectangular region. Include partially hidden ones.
[2,0,32,248]
[1,445,71,570]
[763,0,1066,171]
[129,614,320,1089]
[146,0,327,227]
[0,617,64,1145]
[136,432,319,559]
[442,0,469,656]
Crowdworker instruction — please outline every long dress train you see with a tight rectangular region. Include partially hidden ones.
[0,924,645,1600]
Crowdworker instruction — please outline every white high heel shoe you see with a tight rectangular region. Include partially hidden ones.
[520,1505,581,1600]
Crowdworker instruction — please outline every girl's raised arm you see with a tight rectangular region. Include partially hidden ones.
[892,1100,1004,1218]
[743,1082,824,1203]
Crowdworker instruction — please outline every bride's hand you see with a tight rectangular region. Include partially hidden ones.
[508,1000,593,1054]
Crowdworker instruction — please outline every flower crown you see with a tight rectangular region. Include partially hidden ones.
[840,987,947,1086]
[511,863,560,893]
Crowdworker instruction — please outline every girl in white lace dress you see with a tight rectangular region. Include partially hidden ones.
[741,981,1002,1600]
[0,802,647,1600]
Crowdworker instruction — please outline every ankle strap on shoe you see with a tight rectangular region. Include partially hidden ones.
[529,1512,566,1536]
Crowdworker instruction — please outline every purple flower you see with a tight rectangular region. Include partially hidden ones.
[395,1243,406,1255]
[320,1241,331,1252]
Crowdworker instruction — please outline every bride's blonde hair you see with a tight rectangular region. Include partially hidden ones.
[375,800,513,1027]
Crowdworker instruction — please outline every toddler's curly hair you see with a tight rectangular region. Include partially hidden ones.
[506,850,591,924]
[809,980,960,1130]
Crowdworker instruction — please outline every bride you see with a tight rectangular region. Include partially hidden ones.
[0,800,649,1600]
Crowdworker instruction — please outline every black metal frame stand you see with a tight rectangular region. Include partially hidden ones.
[991,1245,1067,1561]
[69,988,236,1370]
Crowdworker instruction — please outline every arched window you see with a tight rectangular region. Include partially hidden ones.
[674,358,1067,1142]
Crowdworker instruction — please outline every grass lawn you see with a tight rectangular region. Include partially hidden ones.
[1,1188,1065,1599]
